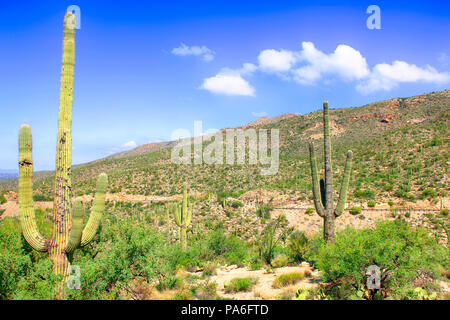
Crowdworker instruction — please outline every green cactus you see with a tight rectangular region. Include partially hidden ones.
[18,13,108,277]
[308,101,353,242]
[173,185,193,250]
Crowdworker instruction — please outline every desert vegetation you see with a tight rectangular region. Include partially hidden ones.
[0,13,449,301]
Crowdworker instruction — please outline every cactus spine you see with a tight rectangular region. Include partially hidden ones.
[308,101,353,243]
[173,185,193,250]
[18,13,108,277]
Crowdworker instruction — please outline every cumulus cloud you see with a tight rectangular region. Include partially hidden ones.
[356,61,450,94]
[200,63,256,96]
[172,43,215,62]
[201,74,255,96]
[258,49,297,73]
[293,42,370,84]
[200,41,450,96]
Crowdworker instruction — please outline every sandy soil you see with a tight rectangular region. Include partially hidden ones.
[190,264,320,300]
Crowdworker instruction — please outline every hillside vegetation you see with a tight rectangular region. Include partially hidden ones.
[2,90,448,205]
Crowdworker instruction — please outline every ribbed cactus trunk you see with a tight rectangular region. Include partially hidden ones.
[309,101,353,243]
[322,102,336,241]
[173,185,193,250]
[18,13,108,292]
[51,11,76,276]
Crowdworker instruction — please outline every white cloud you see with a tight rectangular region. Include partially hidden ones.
[258,49,297,72]
[201,41,450,96]
[107,141,138,155]
[172,43,215,62]
[292,42,370,84]
[356,61,450,94]
[121,141,137,149]
[200,63,256,96]
[201,74,255,96]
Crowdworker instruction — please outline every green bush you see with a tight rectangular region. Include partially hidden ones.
[230,200,244,209]
[354,189,376,200]
[257,216,291,265]
[272,254,288,268]
[256,203,273,220]
[272,272,304,288]
[0,192,7,204]
[367,201,376,208]
[350,206,362,215]
[224,278,257,293]
[421,188,437,199]
[305,207,314,214]
[32,194,53,202]
[316,220,449,300]
[288,230,309,262]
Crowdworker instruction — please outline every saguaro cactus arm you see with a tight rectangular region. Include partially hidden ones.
[18,125,49,252]
[174,204,182,227]
[308,142,325,217]
[66,199,84,253]
[334,150,353,217]
[80,173,108,247]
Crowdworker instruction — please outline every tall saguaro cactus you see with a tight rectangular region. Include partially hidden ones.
[308,101,353,243]
[18,13,108,277]
[173,185,193,250]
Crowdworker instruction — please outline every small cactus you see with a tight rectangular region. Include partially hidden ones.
[173,184,193,250]
[308,101,353,242]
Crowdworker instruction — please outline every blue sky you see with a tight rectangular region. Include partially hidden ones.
[0,0,449,170]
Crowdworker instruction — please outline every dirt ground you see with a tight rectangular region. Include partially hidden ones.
[192,264,319,300]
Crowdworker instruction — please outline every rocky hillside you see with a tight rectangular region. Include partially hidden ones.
[1,90,449,205]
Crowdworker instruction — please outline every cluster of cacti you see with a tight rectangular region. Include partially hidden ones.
[173,184,193,250]
[308,101,353,242]
[18,12,108,278]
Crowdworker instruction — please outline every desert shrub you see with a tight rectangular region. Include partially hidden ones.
[316,220,449,300]
[206,228,253,266]
[32,194,53,202]
[255,203,273,220]
[257,216,291,265]
[249,258,263,270]
[367,201,376,208]
[230,200,244,209]
[354,189,376,200]
[440,209,449,216]
[224,278,257,293]
[272,272,304,288]
[202,263,217,277]
[388,200,395,206]
[350,206,362,215]
[195,280,218,300]
[272,254,288,268]
[421,188,437,199]
[305,207,314,214]
[0,192,6,204]
[288,230,309,262]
